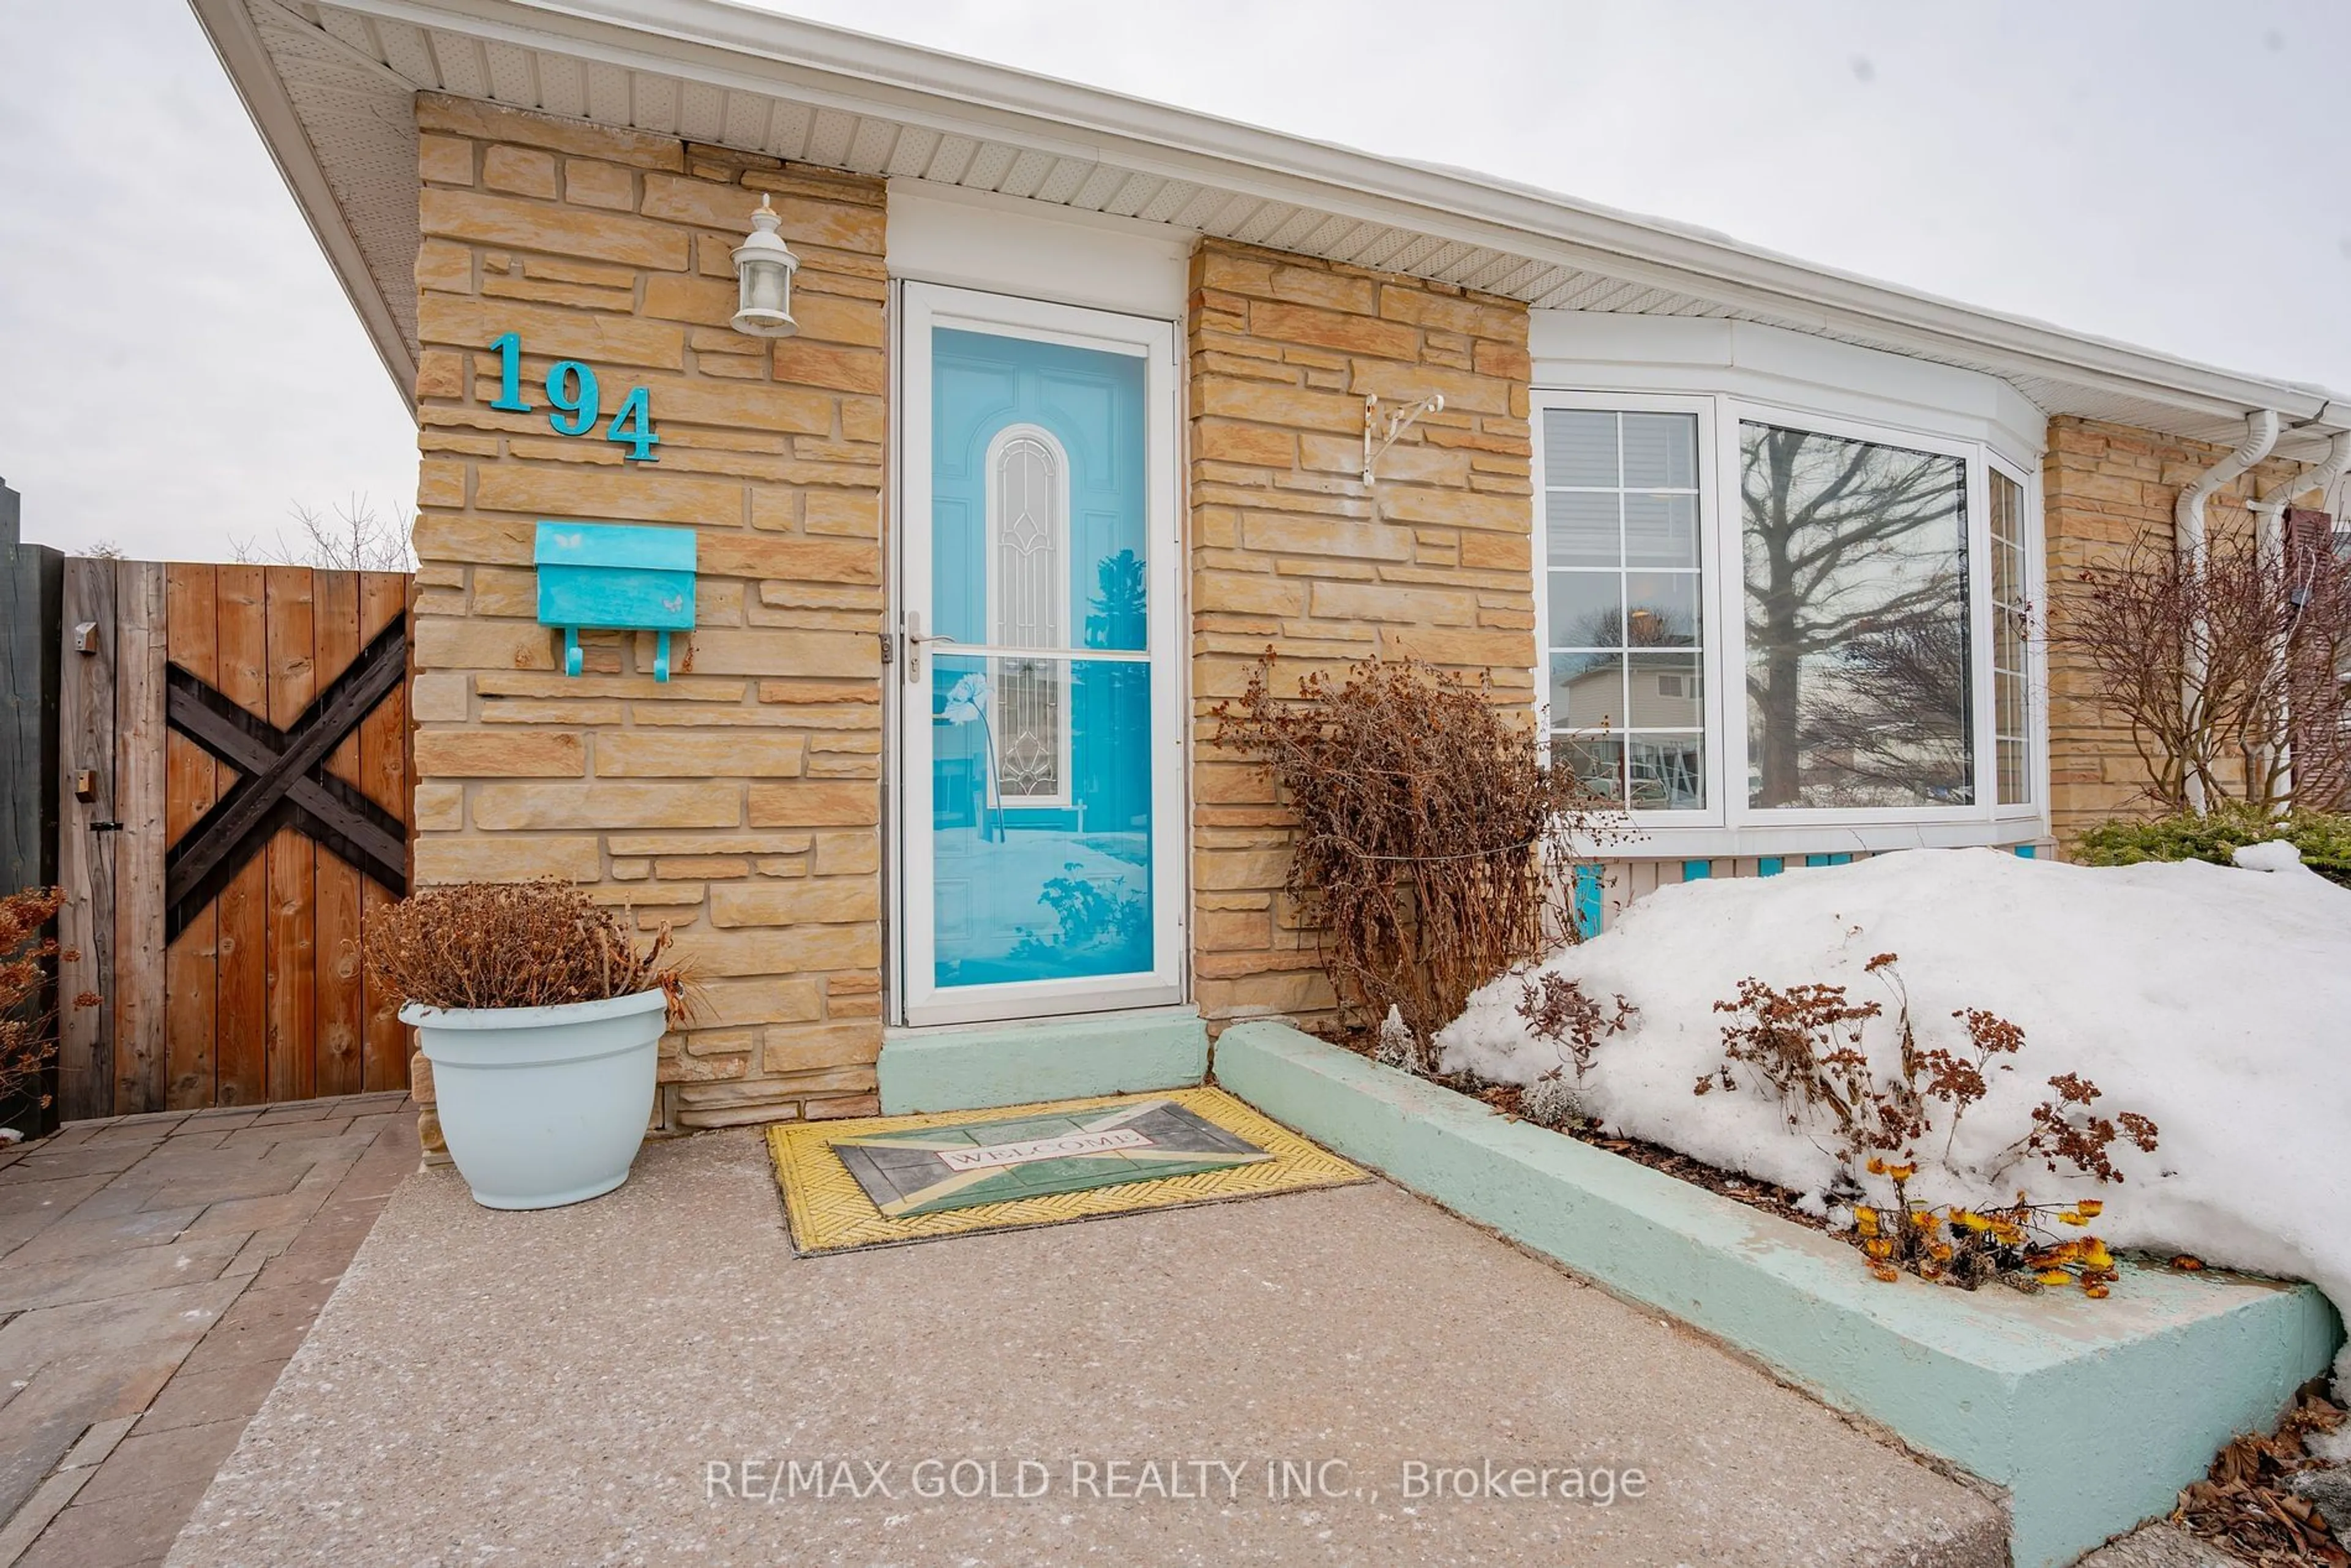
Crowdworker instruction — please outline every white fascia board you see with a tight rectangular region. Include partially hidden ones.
[188,0,419,397]
[282,0,2350,438]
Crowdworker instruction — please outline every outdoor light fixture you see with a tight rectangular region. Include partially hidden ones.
[729,194,800,338]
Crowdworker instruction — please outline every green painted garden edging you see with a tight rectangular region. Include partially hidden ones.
[1212,1019,2342,1568]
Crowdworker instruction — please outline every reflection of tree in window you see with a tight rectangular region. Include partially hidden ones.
[1078,550,1151,831]
[1741,423,1971,808]
[1804,613,1973,801]
[1084,549,1146,650]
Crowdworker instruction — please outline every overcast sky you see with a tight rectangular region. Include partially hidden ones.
[2,0,2347,562]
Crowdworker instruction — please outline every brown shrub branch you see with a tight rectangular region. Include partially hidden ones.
[1,887,84,1111]
[1213,653,1624,1053]
[2050,528,2351,813]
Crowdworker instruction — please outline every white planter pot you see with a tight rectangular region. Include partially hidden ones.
[403,989,666,1210]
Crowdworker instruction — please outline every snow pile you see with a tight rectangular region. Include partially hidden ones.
[2234,838,2313,876]
[1438,849,2351,1386]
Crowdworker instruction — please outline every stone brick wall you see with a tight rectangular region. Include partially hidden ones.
[1186,239,1535,1028]
[401,92,2303,1090]
[406,94,886,1130]
[2041,415,2308,846]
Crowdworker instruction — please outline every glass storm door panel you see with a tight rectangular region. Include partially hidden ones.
[897,287,1182,1027]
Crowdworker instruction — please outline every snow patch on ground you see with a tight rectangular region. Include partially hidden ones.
[1437,849,2351,1388]
[2233,838,2312,875]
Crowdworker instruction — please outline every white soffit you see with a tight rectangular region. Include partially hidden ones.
[194,0,2351,461]
[885,182,1194,322]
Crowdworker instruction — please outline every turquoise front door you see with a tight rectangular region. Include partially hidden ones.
[897,286,1182,1026]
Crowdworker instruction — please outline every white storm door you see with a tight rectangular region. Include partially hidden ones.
[894,284,1183,1027]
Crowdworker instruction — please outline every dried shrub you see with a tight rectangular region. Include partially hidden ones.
[2018,1073,2161,1185]
[1,887,88,1111]
[1697,975,1886,1159]
[364,881,690,1017]
[1214,653,1622,1059]
[2051,529,2351,814]
[1699,953,2161,1294]
[1516,972,1637,1087]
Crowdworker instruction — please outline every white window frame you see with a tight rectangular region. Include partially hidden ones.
[1532,388,2050,855]
[1984,451,2046,825]
[1533,391,1730,827]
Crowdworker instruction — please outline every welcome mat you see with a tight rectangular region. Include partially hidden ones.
[767,1087,1366,1255]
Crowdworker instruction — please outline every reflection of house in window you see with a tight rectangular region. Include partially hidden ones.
[986,424,1071,805]
[1543,408,1708,810]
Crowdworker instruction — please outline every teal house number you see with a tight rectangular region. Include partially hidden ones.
[487,332,661,462]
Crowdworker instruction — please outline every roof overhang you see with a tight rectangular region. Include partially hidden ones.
[192,0,2351,462]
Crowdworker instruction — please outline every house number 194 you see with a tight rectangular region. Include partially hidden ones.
[486,332,661,462]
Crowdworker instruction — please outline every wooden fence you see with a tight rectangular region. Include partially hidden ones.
[56,562,414,1119]
[1,483,61,906]
[1,486,63,1135]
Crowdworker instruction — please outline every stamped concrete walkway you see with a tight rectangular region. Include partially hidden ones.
[168,1130,2006,1566]
[0,1095,416,1567]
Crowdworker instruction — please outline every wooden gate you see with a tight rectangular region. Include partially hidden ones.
[56,562,414,1118]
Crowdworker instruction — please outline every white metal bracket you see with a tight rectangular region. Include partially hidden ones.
[1362,392,1445,484]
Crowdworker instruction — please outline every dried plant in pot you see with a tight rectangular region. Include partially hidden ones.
[365,881,690,1210]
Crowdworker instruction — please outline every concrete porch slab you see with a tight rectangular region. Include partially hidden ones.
[876,1008,1209,1114]
[167,1131,2003,1566]
[1212,1021,2343,1568]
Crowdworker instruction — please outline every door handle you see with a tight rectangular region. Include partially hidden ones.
[904,611,958,683]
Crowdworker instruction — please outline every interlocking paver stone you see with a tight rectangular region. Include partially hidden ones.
[0,1097,414,1566]
[76,1422,248,1506]
[19,1479,208,1568]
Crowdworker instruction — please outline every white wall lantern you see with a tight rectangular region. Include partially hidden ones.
[729,195,800,338]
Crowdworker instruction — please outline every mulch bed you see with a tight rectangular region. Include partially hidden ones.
[1455,1076,1831,1233]
[1315,1024,1826,1231]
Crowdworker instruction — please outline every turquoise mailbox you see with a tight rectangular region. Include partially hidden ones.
[534,520,697,681]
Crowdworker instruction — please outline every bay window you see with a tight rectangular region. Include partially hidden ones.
[1739,421,1971,810]
[1535,392,2042,844]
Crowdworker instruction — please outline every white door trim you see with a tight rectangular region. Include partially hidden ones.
[891,281,1187,1029]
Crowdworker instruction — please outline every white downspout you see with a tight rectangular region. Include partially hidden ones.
[2173,410,2280,812]
[2250,429,2351,560]
[2247,429,2351,807]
